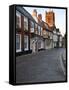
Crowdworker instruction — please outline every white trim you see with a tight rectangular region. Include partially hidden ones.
[16,34,21,52]
[16,11,21,28]
[24,16,28,31]
[30,21,34,32]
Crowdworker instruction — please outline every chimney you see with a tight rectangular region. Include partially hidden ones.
[32,9,37,17]
[38,14,42,22]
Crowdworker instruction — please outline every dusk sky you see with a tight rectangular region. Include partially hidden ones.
[24,7,66,36]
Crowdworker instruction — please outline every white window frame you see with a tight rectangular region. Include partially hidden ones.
[24,16,28,31]
[16,34,21,52]
[16,11,21,28]
[30,21,34,33]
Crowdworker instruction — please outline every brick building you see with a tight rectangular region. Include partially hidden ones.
[16,6,44,56]
[32,9,54,49]
[16,6,63,56]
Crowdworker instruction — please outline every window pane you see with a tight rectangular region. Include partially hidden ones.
[16,34,21,52]
[30,21,34,32]
[16,11,21,28]
[24,16,28,31]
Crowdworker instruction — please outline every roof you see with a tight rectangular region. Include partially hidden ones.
[16,6,43,27]
[16,6,36,22]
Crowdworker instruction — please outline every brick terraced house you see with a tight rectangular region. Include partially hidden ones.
[16,6,63,56]
[16,6,44,56]
[32,10,53,49]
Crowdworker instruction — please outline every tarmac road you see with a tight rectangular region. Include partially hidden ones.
[16,48,66,84]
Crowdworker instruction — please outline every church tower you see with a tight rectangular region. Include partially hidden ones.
[45,9,55,28]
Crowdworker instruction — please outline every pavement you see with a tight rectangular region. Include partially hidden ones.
[16,48,66,84]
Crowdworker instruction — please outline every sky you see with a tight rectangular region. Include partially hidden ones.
[24,6,66,36]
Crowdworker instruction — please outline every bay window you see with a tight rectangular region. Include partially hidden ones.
[16,11,21,29]
[24,16,28,31]
[30,21,34,33]
[16,34,21,52]
[24,35,29,51]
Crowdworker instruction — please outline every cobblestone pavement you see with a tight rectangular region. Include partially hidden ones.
[16,48,66,84]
